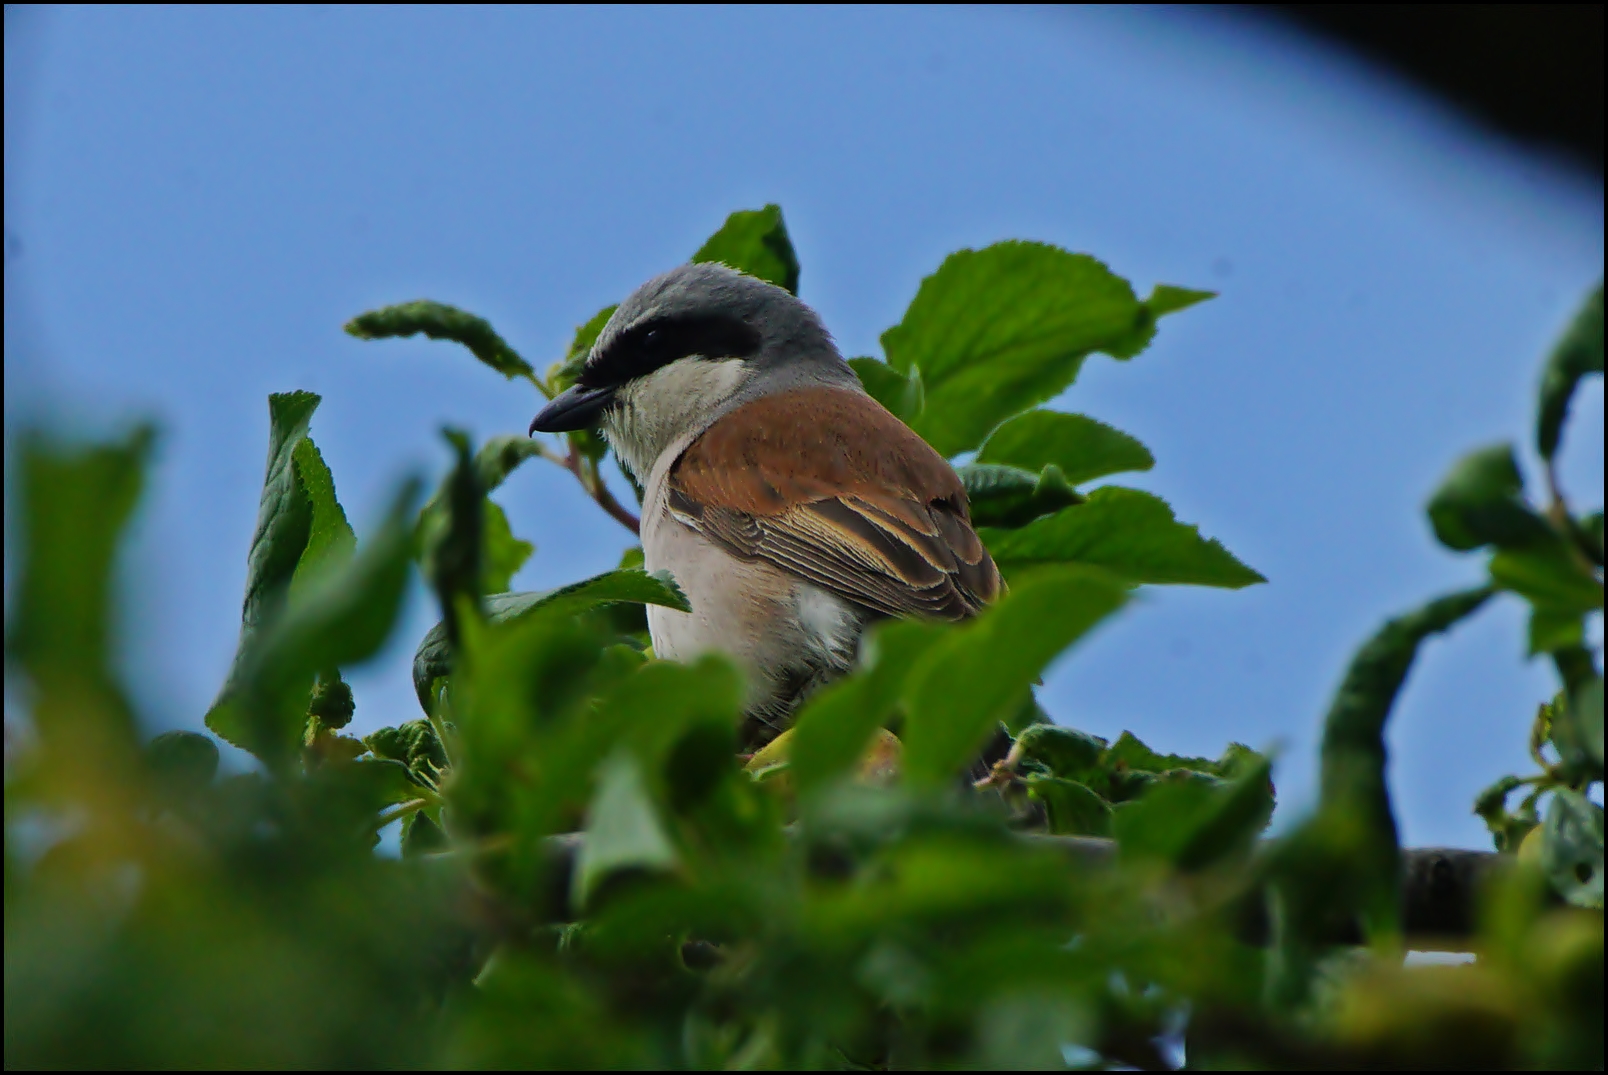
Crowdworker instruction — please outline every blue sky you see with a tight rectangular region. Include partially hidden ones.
[5,5,1602,848]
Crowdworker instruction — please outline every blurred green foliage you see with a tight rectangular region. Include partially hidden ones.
[5,211,1600,1069]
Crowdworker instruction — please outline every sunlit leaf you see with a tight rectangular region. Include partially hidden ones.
[982,486,1264,588]
[690,203,801,294]
[978,409,1154,485]
[880,242,1208,456]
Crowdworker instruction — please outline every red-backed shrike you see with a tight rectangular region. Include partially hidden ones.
[532,264,1001,744]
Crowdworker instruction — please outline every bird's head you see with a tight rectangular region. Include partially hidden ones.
[530,263,856,480]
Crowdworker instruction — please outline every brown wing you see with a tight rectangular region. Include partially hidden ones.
[666,385,1001,620]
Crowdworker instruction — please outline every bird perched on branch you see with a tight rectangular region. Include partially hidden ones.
[532,264,1001,746]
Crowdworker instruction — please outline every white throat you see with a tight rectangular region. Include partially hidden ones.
[602,357,751,481]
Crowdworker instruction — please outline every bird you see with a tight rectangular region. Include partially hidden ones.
[531,263,1001,747]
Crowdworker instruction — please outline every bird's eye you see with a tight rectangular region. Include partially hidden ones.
[641,328,662,350]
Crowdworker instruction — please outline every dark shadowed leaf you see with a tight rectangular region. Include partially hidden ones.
[1536,283,1603,461]
[345,299,534,380]
[411,569,690,711]
[1116,754,1274,870]
[421,428,484,648]
[1013,724,1108,782]
[849,356,925,422]
[690,204,801,294]
[401,809,450,858]
[959,463,1084,529]
[1026,775,1112,836]
[902,567,1128,786]
[880,242,1208,456]
[981,486,1264,588]
[146,731,219,800]
[979,409,1154,485]
[1426,443,1552,551]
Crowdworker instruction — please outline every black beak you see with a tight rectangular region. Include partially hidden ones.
[529,384,615,434]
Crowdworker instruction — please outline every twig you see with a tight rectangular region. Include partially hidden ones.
[377,798,431,829]
[562,443,640,536]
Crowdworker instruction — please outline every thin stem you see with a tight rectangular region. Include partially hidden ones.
[377,798,430,829]
[523,369,554,401]
[562,443,640,536]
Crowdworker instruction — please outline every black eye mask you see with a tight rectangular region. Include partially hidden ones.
[530,313,762,434]
[581,313,762,390]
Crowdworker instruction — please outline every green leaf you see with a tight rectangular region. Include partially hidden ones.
[1579,510,1604,566]
[958,463,1084,528]
[365,719,448,790]
[1144,283,1216,318]
[211,392,320,710]
[1102,729,1217,776]
[146,730,219,800]
[1115,754,1273,870]
[978,409,1154,485]
[1528,605,1585,655]
[549,304,618,393]
[572,751,680,910]
[288,436,357,598]
[1489,540,1603,614]
[880,242,1208,456]
[789,620,950,794]
[1011,723,1108,782]
[482,500,534,595]
[1541,789,1604,909]
[344,299,535,381]
[1578,676,1604,770]
[1426,443,1552,551]
[1552,676,1604,774]
[1025,775,1112,836]
[207,480,422,769]
[901,566,1128,786]
[981,486,1265,588]
[473,435,544,493]
[7,427,154,766]
[690,204,800,294]
[1315,585,1494,942]
[1536,283,1603,461]
[411,568,691,712]
[848,357,924,422]
[421,428,484,648]
[1473,774,1539,853]
[401,810,449,858]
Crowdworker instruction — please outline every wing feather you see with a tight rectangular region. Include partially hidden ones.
[667,386,1002,620]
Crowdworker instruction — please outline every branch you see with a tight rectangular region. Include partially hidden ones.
[563,444,640,536]
[529,832,1508,950]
